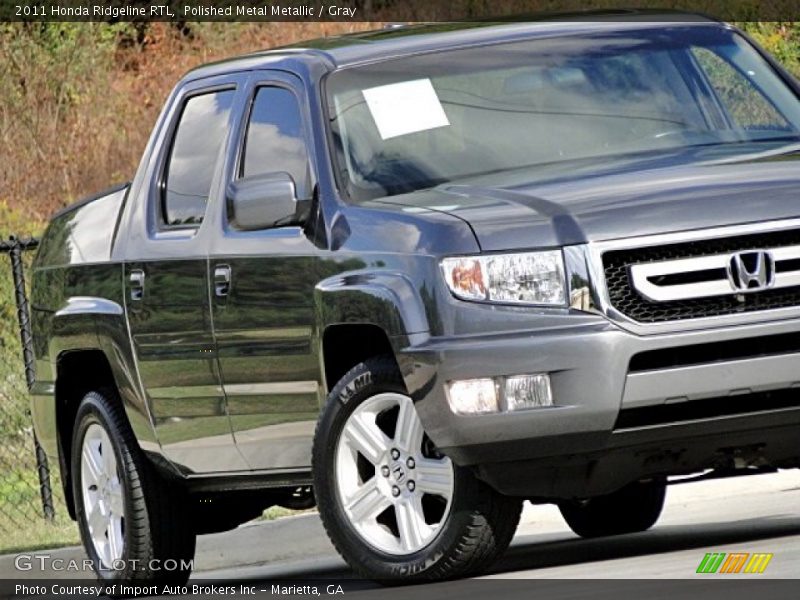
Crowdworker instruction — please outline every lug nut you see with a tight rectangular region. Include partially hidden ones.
[390,448,400,460]
[381,465,390,477]
[392,486,401,497]
[407,480,416,492]
[406,457,415,469]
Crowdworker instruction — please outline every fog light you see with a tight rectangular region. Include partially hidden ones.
[504,374,553,411]
[446,378,499,414]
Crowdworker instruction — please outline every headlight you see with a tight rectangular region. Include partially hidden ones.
[441,250,566,306]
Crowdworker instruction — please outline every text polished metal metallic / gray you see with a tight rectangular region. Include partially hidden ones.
[629,246,800,302]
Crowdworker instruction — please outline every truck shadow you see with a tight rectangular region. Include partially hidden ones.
[213,514,800,589]
[492,514,800,575]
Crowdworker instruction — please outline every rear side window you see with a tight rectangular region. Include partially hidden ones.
[241,86,311,199]
[162,89,235,227]
[693,47,790,131]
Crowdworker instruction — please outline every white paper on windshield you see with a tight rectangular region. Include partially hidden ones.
[362,78,450,140]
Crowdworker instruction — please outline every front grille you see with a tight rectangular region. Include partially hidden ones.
[603,229,800,322]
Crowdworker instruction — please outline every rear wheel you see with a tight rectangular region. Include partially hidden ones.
[314,357,522,581]
[558,479,666,538]
[72,390,195,584]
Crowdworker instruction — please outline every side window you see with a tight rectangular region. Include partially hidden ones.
[241,86,311,199]
[692,47,790,131]
[162,89,235,227]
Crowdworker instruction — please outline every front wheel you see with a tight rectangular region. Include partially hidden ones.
[314,357,522,581]
[558,478,666,539]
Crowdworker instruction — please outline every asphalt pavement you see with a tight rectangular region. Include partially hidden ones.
[3,470,800,595]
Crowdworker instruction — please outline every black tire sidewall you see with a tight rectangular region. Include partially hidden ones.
[313,359,483,579]
[71,391,136,581]
[560,479,666,538]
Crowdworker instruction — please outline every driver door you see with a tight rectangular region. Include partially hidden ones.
[208,71,324,471]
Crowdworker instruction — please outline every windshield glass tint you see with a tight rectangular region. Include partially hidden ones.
[326,26,800,202]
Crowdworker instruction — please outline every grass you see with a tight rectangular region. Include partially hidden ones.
[0,514,81,555]
[261,505,317,521]
[0,464,80,555]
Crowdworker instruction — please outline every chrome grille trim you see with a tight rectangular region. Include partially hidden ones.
[586,218,800,335]
[629,245,800,302]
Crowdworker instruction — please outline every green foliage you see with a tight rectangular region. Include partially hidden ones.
[0,201,44,239]
[0,203,50,549]
[0,23,137,214]
[0,247,38,513]
[0,204,42,394]
[0,464,78,553]
[0,237,76,553]
[738,22,800,77]
[0,22,130,111]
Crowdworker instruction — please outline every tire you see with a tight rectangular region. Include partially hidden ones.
[558,479,666,539]
[313,357,522,581]
[71,390,195,584]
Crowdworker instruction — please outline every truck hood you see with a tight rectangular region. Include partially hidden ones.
[371,144,800,251]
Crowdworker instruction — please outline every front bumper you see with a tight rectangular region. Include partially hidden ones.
[405,314,625,462]
[402,309,800,494]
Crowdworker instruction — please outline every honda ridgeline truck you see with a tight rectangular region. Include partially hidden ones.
[28,15,800,584]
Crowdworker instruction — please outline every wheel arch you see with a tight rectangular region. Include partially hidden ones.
[53,348,118,519]
[321,324,401,394]
[315,270,432,395]
[46,308,168,517]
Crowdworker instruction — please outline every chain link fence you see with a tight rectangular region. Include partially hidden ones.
[0,237,60,543]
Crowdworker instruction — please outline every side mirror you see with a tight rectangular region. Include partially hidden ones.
[228,172,300,231]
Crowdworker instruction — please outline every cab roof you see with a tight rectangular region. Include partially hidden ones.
[185,11,724,81]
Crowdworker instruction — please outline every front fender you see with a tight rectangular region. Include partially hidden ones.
[315,270,430,341]
[314,269,438,396]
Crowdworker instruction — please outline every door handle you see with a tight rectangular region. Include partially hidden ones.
[129,269,145,301]
[214,265,231,298]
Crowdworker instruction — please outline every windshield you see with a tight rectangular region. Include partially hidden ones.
[326,25,800,202]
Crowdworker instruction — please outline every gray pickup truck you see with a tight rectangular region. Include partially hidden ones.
[28,15,800,584]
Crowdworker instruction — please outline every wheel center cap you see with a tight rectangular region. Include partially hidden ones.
[390,463,406,483]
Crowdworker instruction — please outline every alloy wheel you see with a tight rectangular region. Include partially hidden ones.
[80,423,125,568]
[334,393,454,555]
